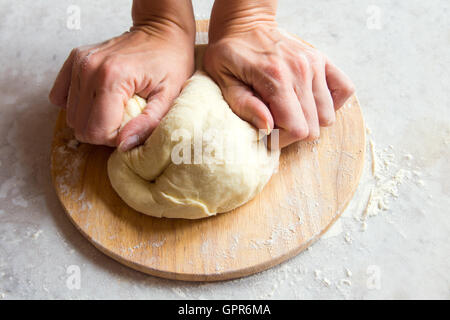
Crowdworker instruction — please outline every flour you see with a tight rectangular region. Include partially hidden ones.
[314,269,322,279]
[172,287,188,298]
[344,232,353,244]
[67,139,79,150]
[280,194,305,223]
[52,136,96,215]
[215,263,223,272]
[12,195,28,208]
[344,268,352,277]
[216,234,240,260]
[314,269,332,287]
[0,176,25,199]
[250,221,301,252]
[322,277,331,287]
[200,239,211,255]
[339,279,352,286]
[123,238,167,255]
[151,238,166,248]
[32,230,43,239]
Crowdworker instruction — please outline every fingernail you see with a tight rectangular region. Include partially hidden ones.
[118,134,140,152]
[266,121,272,135]
[251,116,267,132]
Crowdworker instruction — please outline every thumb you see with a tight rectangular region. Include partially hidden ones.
[118,90,172,152]
[221,77,274,134]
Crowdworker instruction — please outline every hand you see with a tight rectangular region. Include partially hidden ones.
[49,1,195,151]
[204,4,355,148]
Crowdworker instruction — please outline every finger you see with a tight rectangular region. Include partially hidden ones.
[74,53,101,141]
[260,85,309,148]
[221,76,274,133]
[295,84,320,141]
[118,90,172,151]
[325,60,355,110]
[312,66,335,127]
[49,49,76,107]
[66,57,81,128]
[83,89,127,146]
[73,85,95,143]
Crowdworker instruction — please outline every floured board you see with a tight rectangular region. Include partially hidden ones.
[50,20,365,281]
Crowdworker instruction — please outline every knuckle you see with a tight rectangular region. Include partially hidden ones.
[71,47,82,58]
[204,40,231,71]
[216,39,234,55]
[289,125,309,141]
[307,133,320,141]
[80,127,106,145]
[98,56,123,83]
[343,82,356,96]
[225,88,247,117]
[72,48,88,65]
[320,115,335,127]
[79,54,98,75]
[141,108,163,126]
[264,59,284,81]
[295,55,312,78]
[74,130,86,143]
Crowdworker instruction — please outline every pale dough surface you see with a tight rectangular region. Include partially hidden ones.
[108,48,280,219]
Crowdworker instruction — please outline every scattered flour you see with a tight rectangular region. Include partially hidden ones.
[339,279,352,286]
[344,232,353,244]
[67,139,80,150]
[32,230,43,239]
[151,239,166,248]
[0,176,25,199]
[171,287,187,298]
[314,269,331,287]
[345,268,352,277]
[12,195,28,208]
[123,238,167,255]
[360,138,419,228]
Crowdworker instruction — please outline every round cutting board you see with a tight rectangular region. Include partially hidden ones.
[51,20,365,281]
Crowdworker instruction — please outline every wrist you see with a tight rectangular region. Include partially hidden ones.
[208,0,277,42]
[131,0,196,39]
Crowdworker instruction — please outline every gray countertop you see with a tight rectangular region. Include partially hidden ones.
[0,0,448,299]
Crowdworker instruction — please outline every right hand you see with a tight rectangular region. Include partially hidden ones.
[204,0,355,148]
[49,25,195,151]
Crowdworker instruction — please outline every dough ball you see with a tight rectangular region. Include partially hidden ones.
[108,49,279,219]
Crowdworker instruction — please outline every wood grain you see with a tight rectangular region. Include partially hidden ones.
[50,20,365,281]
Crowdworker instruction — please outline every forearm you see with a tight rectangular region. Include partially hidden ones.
[131,0,196,37]
[209,0,278,42]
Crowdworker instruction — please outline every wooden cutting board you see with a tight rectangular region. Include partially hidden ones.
[50,20,365,281]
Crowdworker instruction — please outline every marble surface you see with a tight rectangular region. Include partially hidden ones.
[0,0,449,299]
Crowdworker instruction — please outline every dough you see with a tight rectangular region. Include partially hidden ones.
[107,46,280,219]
